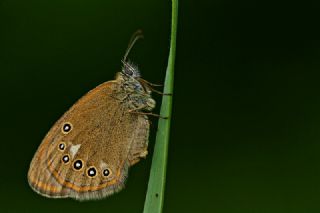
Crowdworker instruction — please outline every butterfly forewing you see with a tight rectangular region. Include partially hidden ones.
[28,81,150,200]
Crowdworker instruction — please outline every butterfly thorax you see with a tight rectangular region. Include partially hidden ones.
[113,62,155,112]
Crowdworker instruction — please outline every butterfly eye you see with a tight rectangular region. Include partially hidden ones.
[62,122,72,134]
[103,169,111,177]
[87,167,97,177]
[73,159,83,170]
[58,142,66,151]
[125,69,133,76]
[62,155,70,164]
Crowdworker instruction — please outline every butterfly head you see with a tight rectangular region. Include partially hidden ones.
[121,60,141,78]
[120,30,143,79]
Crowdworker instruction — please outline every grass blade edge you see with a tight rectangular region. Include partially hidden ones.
[143,0,178,212]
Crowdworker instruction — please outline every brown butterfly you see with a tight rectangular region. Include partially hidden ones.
[28,31,160,201]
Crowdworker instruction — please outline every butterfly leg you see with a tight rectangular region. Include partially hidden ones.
[147,86,173,96]
[127,104,168,119]
[127,94,167,118]
[129,111,168,119]
[138,78,172,96]
[138,78,163,87]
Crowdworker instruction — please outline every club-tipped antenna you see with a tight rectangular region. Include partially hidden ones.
[123,30,144,62]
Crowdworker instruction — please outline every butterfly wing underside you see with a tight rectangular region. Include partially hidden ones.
[28,81,150,200]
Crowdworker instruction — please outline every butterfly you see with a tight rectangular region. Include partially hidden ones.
[28,31,162,201]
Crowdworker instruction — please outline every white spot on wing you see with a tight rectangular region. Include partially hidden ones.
[100,160,107,169]
[70,144,81,158]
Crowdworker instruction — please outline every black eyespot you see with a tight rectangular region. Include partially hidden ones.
[58,143,65,151]
[73,160,83,170]
[62,155,69,163]
[103,169,110,177]
[62,123,72,133]
[87,167,97,177]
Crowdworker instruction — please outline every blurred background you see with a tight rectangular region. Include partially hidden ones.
[1,0,320,212]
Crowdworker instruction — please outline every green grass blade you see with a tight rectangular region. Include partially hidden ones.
[143,0,178,212]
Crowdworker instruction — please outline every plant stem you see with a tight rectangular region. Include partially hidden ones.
[142,0,178,212]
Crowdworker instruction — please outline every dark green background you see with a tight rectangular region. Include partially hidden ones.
[1,0,320,212]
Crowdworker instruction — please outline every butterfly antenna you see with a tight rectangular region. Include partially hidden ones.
[123,30,144,63]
